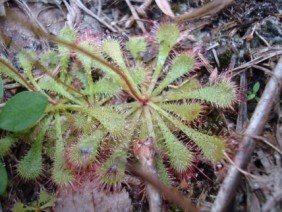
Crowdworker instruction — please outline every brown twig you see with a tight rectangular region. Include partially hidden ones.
[71,0,118,32]
[136,0,153,16]
[173,0,234,22]
[133,137,162,212]
[126,163,199,212]
[232,48,282,75]
[211,56,282,212]
[236,71,248,132]
[125,0,146,33]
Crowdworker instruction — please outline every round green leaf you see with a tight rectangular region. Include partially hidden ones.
[0,161,8,195]
[0,91,48,132]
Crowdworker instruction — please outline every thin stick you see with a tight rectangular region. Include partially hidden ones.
[127,163,199,212]
[242,134,282,155]
[125,0,146,33]
[173,0,234,22]
[211,56,282,212]
[133,137,161,212]
[71,0,118,32]
[136,0,153,16]
[223,151,266,181]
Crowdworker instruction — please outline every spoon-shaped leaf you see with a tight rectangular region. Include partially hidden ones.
[153,54,195,96]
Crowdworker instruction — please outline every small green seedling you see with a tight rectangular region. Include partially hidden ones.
[13,191,55,212]
[247,82,260,101]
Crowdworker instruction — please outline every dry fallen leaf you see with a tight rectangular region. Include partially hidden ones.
[155,0,174,17]
[55,180,132,212]
[209,67,218,85]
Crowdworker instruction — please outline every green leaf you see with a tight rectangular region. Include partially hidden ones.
[0,56,27,88]
[12,202,25,212]
[156,24,179,50]
[247,93,255,101]
[17,116,52,180]
[154,111,193,171]
[157,103,202,122]
[147,24,180,94]
[127,37,147,59]
[93,78,121,96]
[52,113,73,186]
[38,76,82,105]
[0,91,48,132]
[0,161,8,195]
[17,50,36,73]
[77,41,100,70]
[96,146,127,188]
[182,128,225,162]
[102,39,127,70]
[0,136,17,157]
[253,82,260,94]
[41,199,55,209]
[175,81,236,107]
[38,191,54,209]
[156,157,171,186]
[152,79,200,102]
[68,130,105,167]
[0,77,3,100]
[57,27,76,53]
[38,191,50,205]
[18,50,43,92]
[130,66,147,86]
[91,107,126,136]
[102,39,141,96]
[41,50,60,69]
[76,41,125,89]
[151,103,226,162]
[57,27,76,80]
[153,54,195,96]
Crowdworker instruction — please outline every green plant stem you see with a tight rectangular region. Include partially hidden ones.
[0,58,35,91]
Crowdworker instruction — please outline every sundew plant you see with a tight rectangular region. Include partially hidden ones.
[0,23,236,189]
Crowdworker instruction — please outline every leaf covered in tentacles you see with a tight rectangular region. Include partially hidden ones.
[0,23,236,191]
